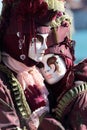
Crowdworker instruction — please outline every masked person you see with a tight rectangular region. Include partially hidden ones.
[37,14,87,130]
[0,0,66,129]
[37,1,87,128]
[38,50,87,130]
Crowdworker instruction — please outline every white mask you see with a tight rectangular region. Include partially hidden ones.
[28,33,48,62]
[39,54,66,85]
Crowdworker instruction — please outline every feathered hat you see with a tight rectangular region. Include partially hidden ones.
[45,0,75,69]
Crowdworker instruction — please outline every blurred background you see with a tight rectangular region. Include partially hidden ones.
[0,0,87,63]
[66,0,87,63]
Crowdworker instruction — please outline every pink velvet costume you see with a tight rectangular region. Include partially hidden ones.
[0,0,65,130]
[39,23,87,130]
[37,2,87,129]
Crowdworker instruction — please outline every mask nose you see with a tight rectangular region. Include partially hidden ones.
[42,41,47,50]
[40,34,48,50]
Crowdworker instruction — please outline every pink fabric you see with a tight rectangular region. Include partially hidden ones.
[62,91,87,130]
[38,113,65,130]
[57,26,70,43]
[0,80,21,129]
[2,53,49,103]
[74,58,87,81]
[2,52,49,114]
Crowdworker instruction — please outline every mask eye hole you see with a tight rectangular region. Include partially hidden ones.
[36,62,44,68]
[36,35,43,43]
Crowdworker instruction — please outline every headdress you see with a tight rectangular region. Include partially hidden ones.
[46,36,75,69]
[45,0,75,69]
[0,0,58,66]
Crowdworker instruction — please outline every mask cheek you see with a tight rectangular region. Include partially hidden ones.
[35,42,42,51]
[28,44,35,58]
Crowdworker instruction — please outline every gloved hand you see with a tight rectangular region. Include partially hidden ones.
[24,85,46,111]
